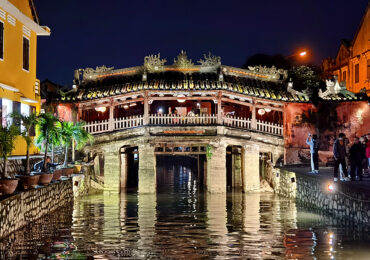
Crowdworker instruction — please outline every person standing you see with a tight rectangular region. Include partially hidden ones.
[306,133,319,174]
[349,137,365,181]
[333,133,350,181]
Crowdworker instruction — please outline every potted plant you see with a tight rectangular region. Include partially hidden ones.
[35,113,60,185]
[11,112,41,189]
[0,124,20,195]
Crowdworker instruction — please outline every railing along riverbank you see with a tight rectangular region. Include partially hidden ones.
[82,114,283,136]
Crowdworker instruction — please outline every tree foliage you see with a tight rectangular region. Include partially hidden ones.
[11,112,39,175]
[0,124,20,178]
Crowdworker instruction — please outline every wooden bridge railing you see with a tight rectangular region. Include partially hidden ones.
[149,114,217,125]
[82,114,283,136]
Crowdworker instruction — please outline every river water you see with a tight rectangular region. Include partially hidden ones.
[1,163,370,259]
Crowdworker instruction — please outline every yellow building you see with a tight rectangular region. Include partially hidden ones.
[0,0,50,155]
[322,4,370,95]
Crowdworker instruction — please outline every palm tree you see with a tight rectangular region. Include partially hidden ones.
[0,124,20,179]
[71,122,93,163]
[59,121,93,166]
[59,121,74,167]
[11,112,38,175]
[36,113,60,172]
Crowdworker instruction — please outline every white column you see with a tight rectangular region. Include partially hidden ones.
[104,151,120,194]
[138,143,157,193]
[242,144,260,192]
[206,145,226,193]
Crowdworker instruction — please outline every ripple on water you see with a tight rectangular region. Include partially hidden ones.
[1,192,370,259]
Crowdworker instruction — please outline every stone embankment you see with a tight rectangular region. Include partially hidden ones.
[0,180,73,238]
[273,167,370,224]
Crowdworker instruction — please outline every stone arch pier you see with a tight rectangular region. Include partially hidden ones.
[84,126,284,194]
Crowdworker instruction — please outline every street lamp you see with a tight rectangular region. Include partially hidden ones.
[287,50,308,59]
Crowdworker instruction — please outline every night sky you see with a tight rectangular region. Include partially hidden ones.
[35,0,368,85]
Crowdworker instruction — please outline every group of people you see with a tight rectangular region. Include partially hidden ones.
[306,132,370,181]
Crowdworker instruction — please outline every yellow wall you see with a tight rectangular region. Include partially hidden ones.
[8,0,34,20]
[349,7,370,93]
[0,1,45,156]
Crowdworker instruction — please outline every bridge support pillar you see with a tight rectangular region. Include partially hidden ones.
[206,145,226,193]
[104,151,120,194]
[138,143,157,193]
[242,145,260,192]
[232,149,243,189]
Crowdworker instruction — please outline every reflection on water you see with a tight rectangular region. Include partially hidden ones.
[1,162,370,259]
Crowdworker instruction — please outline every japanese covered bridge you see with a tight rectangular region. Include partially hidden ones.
[56,51,367,194]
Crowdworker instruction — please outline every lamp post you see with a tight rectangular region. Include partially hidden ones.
[286,51,307,59]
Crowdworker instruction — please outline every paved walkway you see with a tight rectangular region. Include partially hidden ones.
[281,166,370,191]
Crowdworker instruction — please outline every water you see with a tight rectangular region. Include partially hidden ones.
[1,163,370,259]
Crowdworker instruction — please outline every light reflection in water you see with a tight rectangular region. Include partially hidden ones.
[1,162,370,259]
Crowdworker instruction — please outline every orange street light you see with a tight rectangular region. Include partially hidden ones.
[299,51,307,57]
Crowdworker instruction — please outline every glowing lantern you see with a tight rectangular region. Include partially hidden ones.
[177,94,186,103]
[95,107,106,112]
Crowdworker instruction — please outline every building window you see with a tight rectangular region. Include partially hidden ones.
[342,71,346,81]
[0,21,3,60]
[20,103,30,133]
[23,37,29,71]
[354,64,359,83]
[2,98,13,126]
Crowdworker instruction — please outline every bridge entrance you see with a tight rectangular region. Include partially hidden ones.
[120,146,139,193]
[226,146,243,191]
[155,143,207,192]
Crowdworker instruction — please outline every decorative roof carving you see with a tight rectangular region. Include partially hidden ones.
[319,76,356,99]
[144,53,167,72]
[248,65,288,79]
[77,66,114,81]
[198,52,221,67]
[173,50,194,67]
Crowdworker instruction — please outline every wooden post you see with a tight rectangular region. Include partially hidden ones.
[143,91,149,125]
[77,104,82,122]
[217,91,222,125]
[251,104,256,130]
[109,104,114,131]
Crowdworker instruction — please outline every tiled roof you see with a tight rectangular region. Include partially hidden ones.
[62,72,310,102]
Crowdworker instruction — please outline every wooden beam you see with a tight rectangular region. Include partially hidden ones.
[149,96,216,101]
[221,97,253,107]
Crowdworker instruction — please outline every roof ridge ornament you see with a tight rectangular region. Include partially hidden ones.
[173,50,194,68]
[319,75,356,98]
[248,65,288,80]
[144,53,167,72]
[198,52,221,67]
[78,65,114,81]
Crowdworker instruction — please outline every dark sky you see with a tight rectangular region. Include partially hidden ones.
[35,0,369,85]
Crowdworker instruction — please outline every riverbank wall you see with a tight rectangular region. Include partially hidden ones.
[274,167,370,224]
[0,179,73,238]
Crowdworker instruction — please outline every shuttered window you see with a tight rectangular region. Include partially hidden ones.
[23,37,29,71]
[0,21,3,60]
[355,64,359,83]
